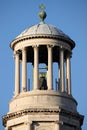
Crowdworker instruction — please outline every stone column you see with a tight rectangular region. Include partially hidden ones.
[66,52,71,95]
[55,121,63,130]
[59,48,65,92]
[14,51,20,96]
[25,122,32,130]
[55,121,60,130]
[33,45,39,90]
[58,62,61,91]
[22,48,27,92]
[5,126,11,130]
[47,45,53,90]
[5,127,8,130]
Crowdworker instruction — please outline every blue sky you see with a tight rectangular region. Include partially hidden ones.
[0,0,87,129]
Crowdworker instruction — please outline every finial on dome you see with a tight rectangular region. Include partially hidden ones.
[38,4,47,23]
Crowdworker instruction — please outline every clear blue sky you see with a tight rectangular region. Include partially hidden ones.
[0,0,87,129]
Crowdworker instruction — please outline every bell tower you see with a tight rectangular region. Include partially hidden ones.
[3,5,84,130]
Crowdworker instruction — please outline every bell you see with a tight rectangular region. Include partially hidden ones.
[39,76,47,90]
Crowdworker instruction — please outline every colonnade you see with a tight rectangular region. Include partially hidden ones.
[14,45,71,96]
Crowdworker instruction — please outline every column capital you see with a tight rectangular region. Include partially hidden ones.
[47,44,54,48]
[60,46,65,50]
[66,51,72,58]
[13,50,21,58]
[32,44,39,48]
[14,50,21,54]
[24,121,32,130]
[25,121,32,125]
[55,120,63,125]
[22,47,27,52]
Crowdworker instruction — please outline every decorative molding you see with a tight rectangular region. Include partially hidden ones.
[3,108,84,127]
[10,34,75,50]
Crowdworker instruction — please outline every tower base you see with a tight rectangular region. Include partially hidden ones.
[3,91,84,130]
[3,107,84,130]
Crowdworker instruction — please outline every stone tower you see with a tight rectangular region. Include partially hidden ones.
[3,5,84,130]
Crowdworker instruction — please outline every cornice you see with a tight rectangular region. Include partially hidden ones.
[3,108,84,127]
[10,34,75,50]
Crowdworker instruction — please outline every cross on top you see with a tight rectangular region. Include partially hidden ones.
[39,4,46,11]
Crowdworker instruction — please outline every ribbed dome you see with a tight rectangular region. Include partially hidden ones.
[16,23,70,39]
[11,22,75,50]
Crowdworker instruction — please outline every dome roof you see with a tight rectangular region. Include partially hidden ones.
[16,23,70,39]
[11,22,75,50]
[11,6,75,49]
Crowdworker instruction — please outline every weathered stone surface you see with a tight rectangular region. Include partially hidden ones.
[9,90,77,113]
